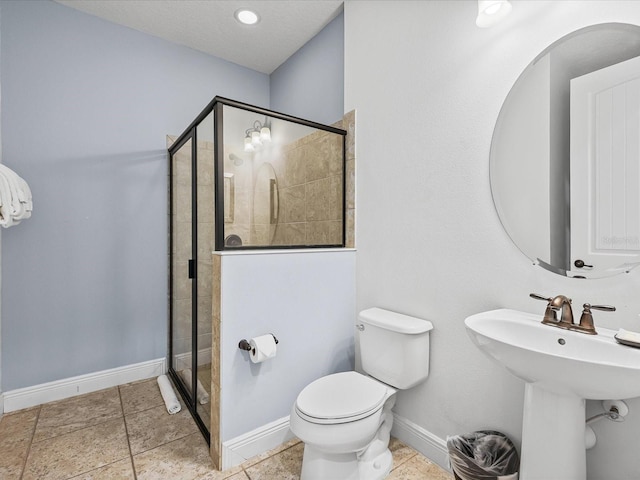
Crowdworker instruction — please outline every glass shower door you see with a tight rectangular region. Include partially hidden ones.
[169,130,211,440]
[170,136,195,408]
[169,121,213,443]
[195,113,214,432]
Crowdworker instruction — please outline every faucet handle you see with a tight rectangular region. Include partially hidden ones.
[590,304,616,312]
[530,293,553,303]
[530,293,560,324]
[577,303,616,335]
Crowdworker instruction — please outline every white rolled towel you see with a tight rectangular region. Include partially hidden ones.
[0,164,31,210]
[0,173,16,228]
[157,374,181,414]
[0,164,32,227]
[178,368,210,405]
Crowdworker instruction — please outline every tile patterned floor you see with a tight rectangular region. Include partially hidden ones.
[0,378,454,479]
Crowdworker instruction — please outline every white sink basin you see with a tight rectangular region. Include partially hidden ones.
[465,308,640,480]
[465,308,640,399]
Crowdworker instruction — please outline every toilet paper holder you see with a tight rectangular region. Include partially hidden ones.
[238,334,279,353]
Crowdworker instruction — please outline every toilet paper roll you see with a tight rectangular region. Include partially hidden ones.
[249,334,278,363]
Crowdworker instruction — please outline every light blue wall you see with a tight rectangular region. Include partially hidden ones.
[0,0,269,390]
[219,250,355,442]
[270,12,344,125]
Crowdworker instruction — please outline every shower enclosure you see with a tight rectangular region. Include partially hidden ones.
[167,97,347,455]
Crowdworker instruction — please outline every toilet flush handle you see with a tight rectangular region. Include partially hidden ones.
[356,324,365,331]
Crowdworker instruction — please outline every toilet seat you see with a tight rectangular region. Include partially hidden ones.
[295,372,391,425]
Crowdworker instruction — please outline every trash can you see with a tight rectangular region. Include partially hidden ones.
[447,430,520,480]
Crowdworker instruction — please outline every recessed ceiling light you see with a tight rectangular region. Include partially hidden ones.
[476,0,512,28]
[234,8,260,26]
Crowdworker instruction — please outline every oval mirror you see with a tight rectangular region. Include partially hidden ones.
[253,162,279,245]
[490,23,640,278]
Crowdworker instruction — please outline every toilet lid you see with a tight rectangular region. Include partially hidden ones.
[296,372,389,421]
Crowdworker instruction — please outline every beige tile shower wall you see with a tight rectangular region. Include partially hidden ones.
[344,110,356,248]
[210,254,221,470]
[271,110,355,247]
[197,141,214,362]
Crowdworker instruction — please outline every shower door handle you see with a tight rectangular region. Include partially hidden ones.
[188,259,195,279]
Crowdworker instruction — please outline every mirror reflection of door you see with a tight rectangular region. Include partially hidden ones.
[570,55,640,277]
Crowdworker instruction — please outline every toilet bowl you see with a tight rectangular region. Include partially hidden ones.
[290,308,434,480]
[290,371,397,480]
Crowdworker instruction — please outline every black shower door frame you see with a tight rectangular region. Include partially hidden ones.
[167,96,348,446]
[167,128,210,443]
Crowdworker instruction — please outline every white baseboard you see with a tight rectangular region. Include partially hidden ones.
[3,357,166,413]
[391,413,451,472]
[219,413,450,473]
[222,415,295,470]
[173,347,212,372]
[0,392,4,417]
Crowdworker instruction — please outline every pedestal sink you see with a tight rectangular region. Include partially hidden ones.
[465,309,640,480]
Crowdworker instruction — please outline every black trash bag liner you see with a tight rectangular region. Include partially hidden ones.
[447,430,520,480]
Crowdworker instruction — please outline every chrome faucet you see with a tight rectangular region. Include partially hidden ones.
[530,293,616,335]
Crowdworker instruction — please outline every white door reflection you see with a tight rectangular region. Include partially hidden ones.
[570,55,640,277]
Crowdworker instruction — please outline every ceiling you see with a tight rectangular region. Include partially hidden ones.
[54,0,344,74]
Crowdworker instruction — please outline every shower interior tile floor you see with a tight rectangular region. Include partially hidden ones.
[0,377,455,480]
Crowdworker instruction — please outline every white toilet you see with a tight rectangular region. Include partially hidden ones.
[290,307,433,480]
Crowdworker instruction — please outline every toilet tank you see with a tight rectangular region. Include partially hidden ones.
[358,307,433,389]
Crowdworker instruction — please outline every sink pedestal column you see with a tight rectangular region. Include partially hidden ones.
[520,384,586,480]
